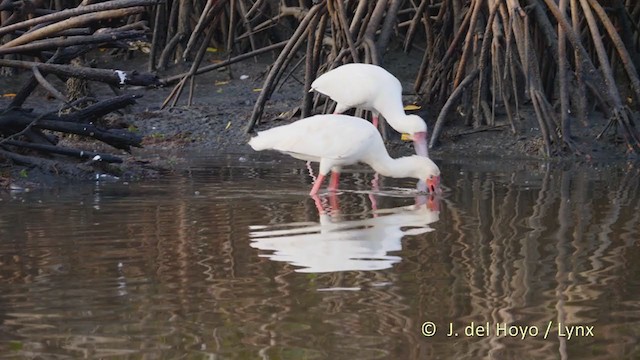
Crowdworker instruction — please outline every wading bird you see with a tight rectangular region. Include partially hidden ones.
[311,63,429,157]
[249,114,440,195]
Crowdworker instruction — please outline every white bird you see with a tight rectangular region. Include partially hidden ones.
[248,114,440,195]
[310,63,429,157]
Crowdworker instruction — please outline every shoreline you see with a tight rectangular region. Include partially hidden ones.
[0,51,635,189]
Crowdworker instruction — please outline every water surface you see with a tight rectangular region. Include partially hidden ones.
[0,154,639,359]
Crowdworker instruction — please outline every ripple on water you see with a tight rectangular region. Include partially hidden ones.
[1,157,640,358]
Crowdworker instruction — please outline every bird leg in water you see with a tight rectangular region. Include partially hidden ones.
[369,173,380,212]
[311,194,326,214]
[328,193,339,212]
[371,173,380,192]
[328,171,340,192]
[309,173,326,195]
[368,193,379,214]
[311,194,340,215]
[372,114,379,129]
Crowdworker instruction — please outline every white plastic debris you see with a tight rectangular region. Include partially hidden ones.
[240,74,249,80]
[115,70,127,85]
[95,173,120,181]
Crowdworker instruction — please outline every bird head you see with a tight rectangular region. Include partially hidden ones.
[426,174,440,193]
[404,114,428,134]
[404,115,429,157]
[411,156,440,194]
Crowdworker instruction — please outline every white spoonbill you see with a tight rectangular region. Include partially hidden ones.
[310,63,429,157]
[248,114,440,195]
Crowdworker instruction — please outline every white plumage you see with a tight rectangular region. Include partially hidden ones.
[311,63,429,157]
[249,114,440,195]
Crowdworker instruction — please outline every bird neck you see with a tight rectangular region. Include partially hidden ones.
[375,95,406,125]
[379,107,407,125]
[367,155,418,180]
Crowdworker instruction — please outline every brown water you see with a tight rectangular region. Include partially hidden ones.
[0,154,639,359]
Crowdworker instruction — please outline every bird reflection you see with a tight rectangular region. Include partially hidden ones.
[249,195,440,273]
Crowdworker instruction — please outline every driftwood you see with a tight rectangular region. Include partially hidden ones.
[0,94,142,170]
[0,7,147,49]
[0,0,160,38]
[10,45,98,108]
[0,0,162,177]
[2,139,124,163]
[1,96,142,149]
[0,30,146,56]
[0,147,127,180]
[0,59,160,86]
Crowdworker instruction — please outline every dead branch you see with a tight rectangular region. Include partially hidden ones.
[0,7,146,49]
[0,59,160,86]
[0,30,145,56]
[0,0,160,37]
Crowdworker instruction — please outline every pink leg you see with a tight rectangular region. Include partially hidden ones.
[372,115,379,129]
[368,173,380,213]
[309,173,326,195]
[371,173,380,192]
[311,194,326,214]
[329,193,340,213]
[328,171,340,192]
[368,193,379,214]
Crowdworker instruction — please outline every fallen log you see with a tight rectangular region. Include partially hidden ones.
[0,7,147,49]
[10,45,98,108]
[1,91,143,153]
[59,94,141,123]
[1,139,124,163]
[0,0,161,37]
[0,30,146,56]
[0,111,142,152]
[0,59,160,87]
[0,149,109,177]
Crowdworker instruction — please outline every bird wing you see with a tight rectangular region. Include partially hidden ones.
[311,66,379,109]
[266,115,378,162]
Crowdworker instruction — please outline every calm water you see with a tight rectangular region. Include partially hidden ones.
[0,154,639,359]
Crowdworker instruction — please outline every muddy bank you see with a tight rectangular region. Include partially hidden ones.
[0,49,633,188]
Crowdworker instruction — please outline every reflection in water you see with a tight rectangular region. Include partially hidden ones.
[431,162,640,359]
[0,156,639,359]
[249,195,439,273]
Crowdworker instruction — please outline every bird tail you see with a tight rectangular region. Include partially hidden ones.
[248,133,269,151]
[249,127,289,151]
